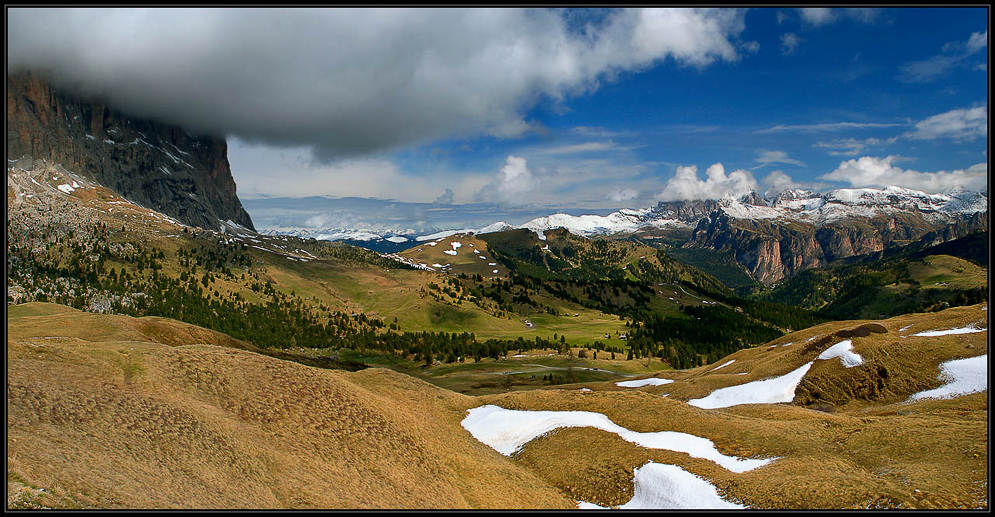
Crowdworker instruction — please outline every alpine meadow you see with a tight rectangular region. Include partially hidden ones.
[6,6,989,510]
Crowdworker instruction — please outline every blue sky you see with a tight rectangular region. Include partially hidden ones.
[9,7,987,207]
[231,7,988,207]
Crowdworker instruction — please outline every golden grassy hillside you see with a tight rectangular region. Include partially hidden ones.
[488,303,988,509]
[7,303,571,509]
[7,303,988,510]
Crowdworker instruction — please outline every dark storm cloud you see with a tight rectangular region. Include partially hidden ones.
[8,8,747,161]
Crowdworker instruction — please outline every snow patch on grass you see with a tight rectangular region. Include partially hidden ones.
[710,359,735,371]
[907,354,988,402]
[816,340,863,368]
[576,462,744,509]
[616,378,673,388]
[461,405,774,472]
[688,362,814,409]
[912,325,987,337]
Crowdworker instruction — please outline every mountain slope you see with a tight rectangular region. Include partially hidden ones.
[761,231,988,319]
[7,70,254,231]
[7,303,571,509]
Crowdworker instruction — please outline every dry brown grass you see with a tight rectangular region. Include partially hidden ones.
[7,304,571,509]
[469,303,988,509]
[7,303,988,509]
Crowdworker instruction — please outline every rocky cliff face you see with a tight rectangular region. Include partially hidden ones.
[689,210,988,285]
[7,71,254,231]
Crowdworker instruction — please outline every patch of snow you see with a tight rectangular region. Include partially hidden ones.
[710,359,735,371]
[898,324,914,332]
[907,354,987,402]
[443,249,458,256]
[781,342,793,347]
[488,262,497,266]
[912,325,987,337]
[492,269,499,274]
[688,362,814,409]
[461,405,775,472]
[816,340,863,368]
[56,184,75,194]
[577,462,744,510]
[616,378,673,388]
[579,388,593,392]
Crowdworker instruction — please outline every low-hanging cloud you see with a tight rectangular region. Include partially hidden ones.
[607,188,639,202]
[475,155,537,205]
[821,155,988,193]
[656,163,758,201]
[8,7,748,161]
[761,170,802,195]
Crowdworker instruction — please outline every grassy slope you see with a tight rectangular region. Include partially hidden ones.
[7,302,988,509]
[477,303,988,509]
[7,303,571,509]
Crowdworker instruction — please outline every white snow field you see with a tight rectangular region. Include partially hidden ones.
[687,362,814,409]
[710,359,736,371]
[461,405,774,473]
[816,340,864,368]
[576,462,744,510]
[907,354,988,402]
[616,378,674,388]
[912,325,987,337]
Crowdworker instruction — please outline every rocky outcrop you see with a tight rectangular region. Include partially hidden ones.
[7,70,254,231]
[689,211,988,285]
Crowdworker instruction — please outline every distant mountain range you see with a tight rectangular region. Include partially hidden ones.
[259,186,988,286]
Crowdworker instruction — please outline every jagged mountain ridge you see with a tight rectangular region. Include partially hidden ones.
[518,187,988,286]
[6,71,254,231]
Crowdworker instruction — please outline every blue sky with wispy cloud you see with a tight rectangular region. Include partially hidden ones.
[9,7,987,208]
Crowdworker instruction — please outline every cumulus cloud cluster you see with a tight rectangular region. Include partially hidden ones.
[8,7,748,161]
[656,163,758,201]
[473,155,537,205]
[821,156,988,192]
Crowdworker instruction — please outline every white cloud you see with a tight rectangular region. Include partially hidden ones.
[433,188,455,204]
[536,141,622,155]
[656,163,758,201]
[780,33,801,55]
[905,106,987,141]
[475,155,538,205]
[967,30,988,53]
[756,150,804,167]
[607,188,639,202]
[741,40,760,54]
[8,8,749,160]
[899,30,988,83]
[814,136,897,156]
[761,170,802,195]
[756,121,905,134]
[797,8,879,26]
[798,8,835,26]
[821,156,988,193]
[228,138,490,201]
